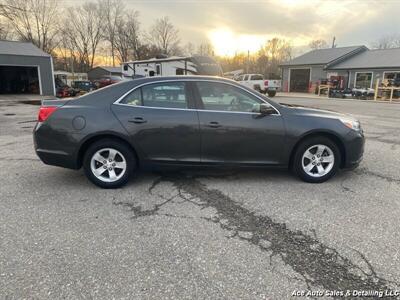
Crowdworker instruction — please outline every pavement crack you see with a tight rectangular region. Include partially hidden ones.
[113,195,176,219]
[0,157,39,162]
[17,120,36,124]
[158,174,399,294]
[355,167,400,183]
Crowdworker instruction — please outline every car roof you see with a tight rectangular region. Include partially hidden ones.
[73,75,280,109]
[128,75,235,85]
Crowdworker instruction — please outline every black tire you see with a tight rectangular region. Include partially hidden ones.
[253,84,262,92]
[83,138,136,188]
[267,90,276,97]
[293,136,341,183]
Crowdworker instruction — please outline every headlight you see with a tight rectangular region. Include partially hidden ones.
[339,118,361,131]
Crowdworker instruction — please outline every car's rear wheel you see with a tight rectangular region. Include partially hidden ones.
[293,137,340,183]
[83,139,136,188]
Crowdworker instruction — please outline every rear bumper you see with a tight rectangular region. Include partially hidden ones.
[35,148,79,169]
[33,124,80,170]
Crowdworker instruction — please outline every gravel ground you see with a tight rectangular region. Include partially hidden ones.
[0,97,399,299]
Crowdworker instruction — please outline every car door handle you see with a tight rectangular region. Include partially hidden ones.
[206,121,222,128]
[128,117,147,124]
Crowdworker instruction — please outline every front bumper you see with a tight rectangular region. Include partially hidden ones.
[343,129,365,169]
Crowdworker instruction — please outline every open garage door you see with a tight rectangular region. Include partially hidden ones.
[290,69,310,92]
[0,66,40,94]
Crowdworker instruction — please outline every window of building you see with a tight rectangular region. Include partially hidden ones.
[355,72,373,89]
[383,71,400,83]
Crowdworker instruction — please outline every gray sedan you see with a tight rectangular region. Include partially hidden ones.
[34,76,364,188]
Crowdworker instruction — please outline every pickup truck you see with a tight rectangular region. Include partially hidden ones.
[236,74,281,97]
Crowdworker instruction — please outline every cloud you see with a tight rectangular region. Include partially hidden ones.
[126,0,398,51]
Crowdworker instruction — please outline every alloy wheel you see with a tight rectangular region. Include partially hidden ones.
[90,148,127,183]
[301,144,335,178]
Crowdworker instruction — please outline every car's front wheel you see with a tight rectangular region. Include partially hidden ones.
[83,139,136,188]
[293,137,341,183]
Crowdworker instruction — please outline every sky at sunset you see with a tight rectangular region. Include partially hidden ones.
[63,0,400,56]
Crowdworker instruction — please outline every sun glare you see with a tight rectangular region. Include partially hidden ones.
[208,28,266,57]
[209,27,316,57]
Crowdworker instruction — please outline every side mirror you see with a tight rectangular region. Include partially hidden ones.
[253,103,276,115]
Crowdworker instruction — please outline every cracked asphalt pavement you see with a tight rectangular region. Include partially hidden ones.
[0,97,399,299]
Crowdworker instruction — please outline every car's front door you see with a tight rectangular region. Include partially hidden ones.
[112,81,201,163]
[193,81,285,165]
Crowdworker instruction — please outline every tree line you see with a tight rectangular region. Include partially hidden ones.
[0,0,187,72]
[4,0,392,78]
[0,0,296,77]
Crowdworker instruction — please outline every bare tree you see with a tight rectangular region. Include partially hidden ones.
[182,42,195,56]
[197,42,214,56]
[135,44,164,60]
[0,0,59,53]
[371,35,400,49]
[0,16,13,39]
[218,37,291,77]
[61,1,103,72]
[53,29,75,71]
[309,39,328,50]
[260,38,291,77]
[114,10,141,63]
[147,16,181,56]
[100,0,125,66]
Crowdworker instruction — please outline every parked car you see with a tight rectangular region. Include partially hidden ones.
[34,76,364,188]
[55,78,78,98]
[237,74,281,97]
[94,75,123,89]
[71,80,96,94]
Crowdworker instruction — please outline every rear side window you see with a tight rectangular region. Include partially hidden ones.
[120,82,188,109]
[142,82,188,109]
[120,88,142,106]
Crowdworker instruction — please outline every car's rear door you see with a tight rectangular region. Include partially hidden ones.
[112,81,201,164]
[193,80,285,165]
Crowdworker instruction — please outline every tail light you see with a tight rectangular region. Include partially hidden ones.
[38,106,58,123]
[264,80,269,86]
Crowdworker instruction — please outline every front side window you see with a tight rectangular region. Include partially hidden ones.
[355,72,372,89]
[196,82,262,113]
[142,82,188,109]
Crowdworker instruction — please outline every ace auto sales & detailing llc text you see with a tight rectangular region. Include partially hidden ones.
[292,289,400,298]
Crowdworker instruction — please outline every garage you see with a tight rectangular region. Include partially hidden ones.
[289,68,310,92]
[280,46,368,93]
[0,40,55,96]
[0,66,40,94]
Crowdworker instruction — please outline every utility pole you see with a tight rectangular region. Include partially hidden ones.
[247,50,250,73]
[331,36,336,48]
